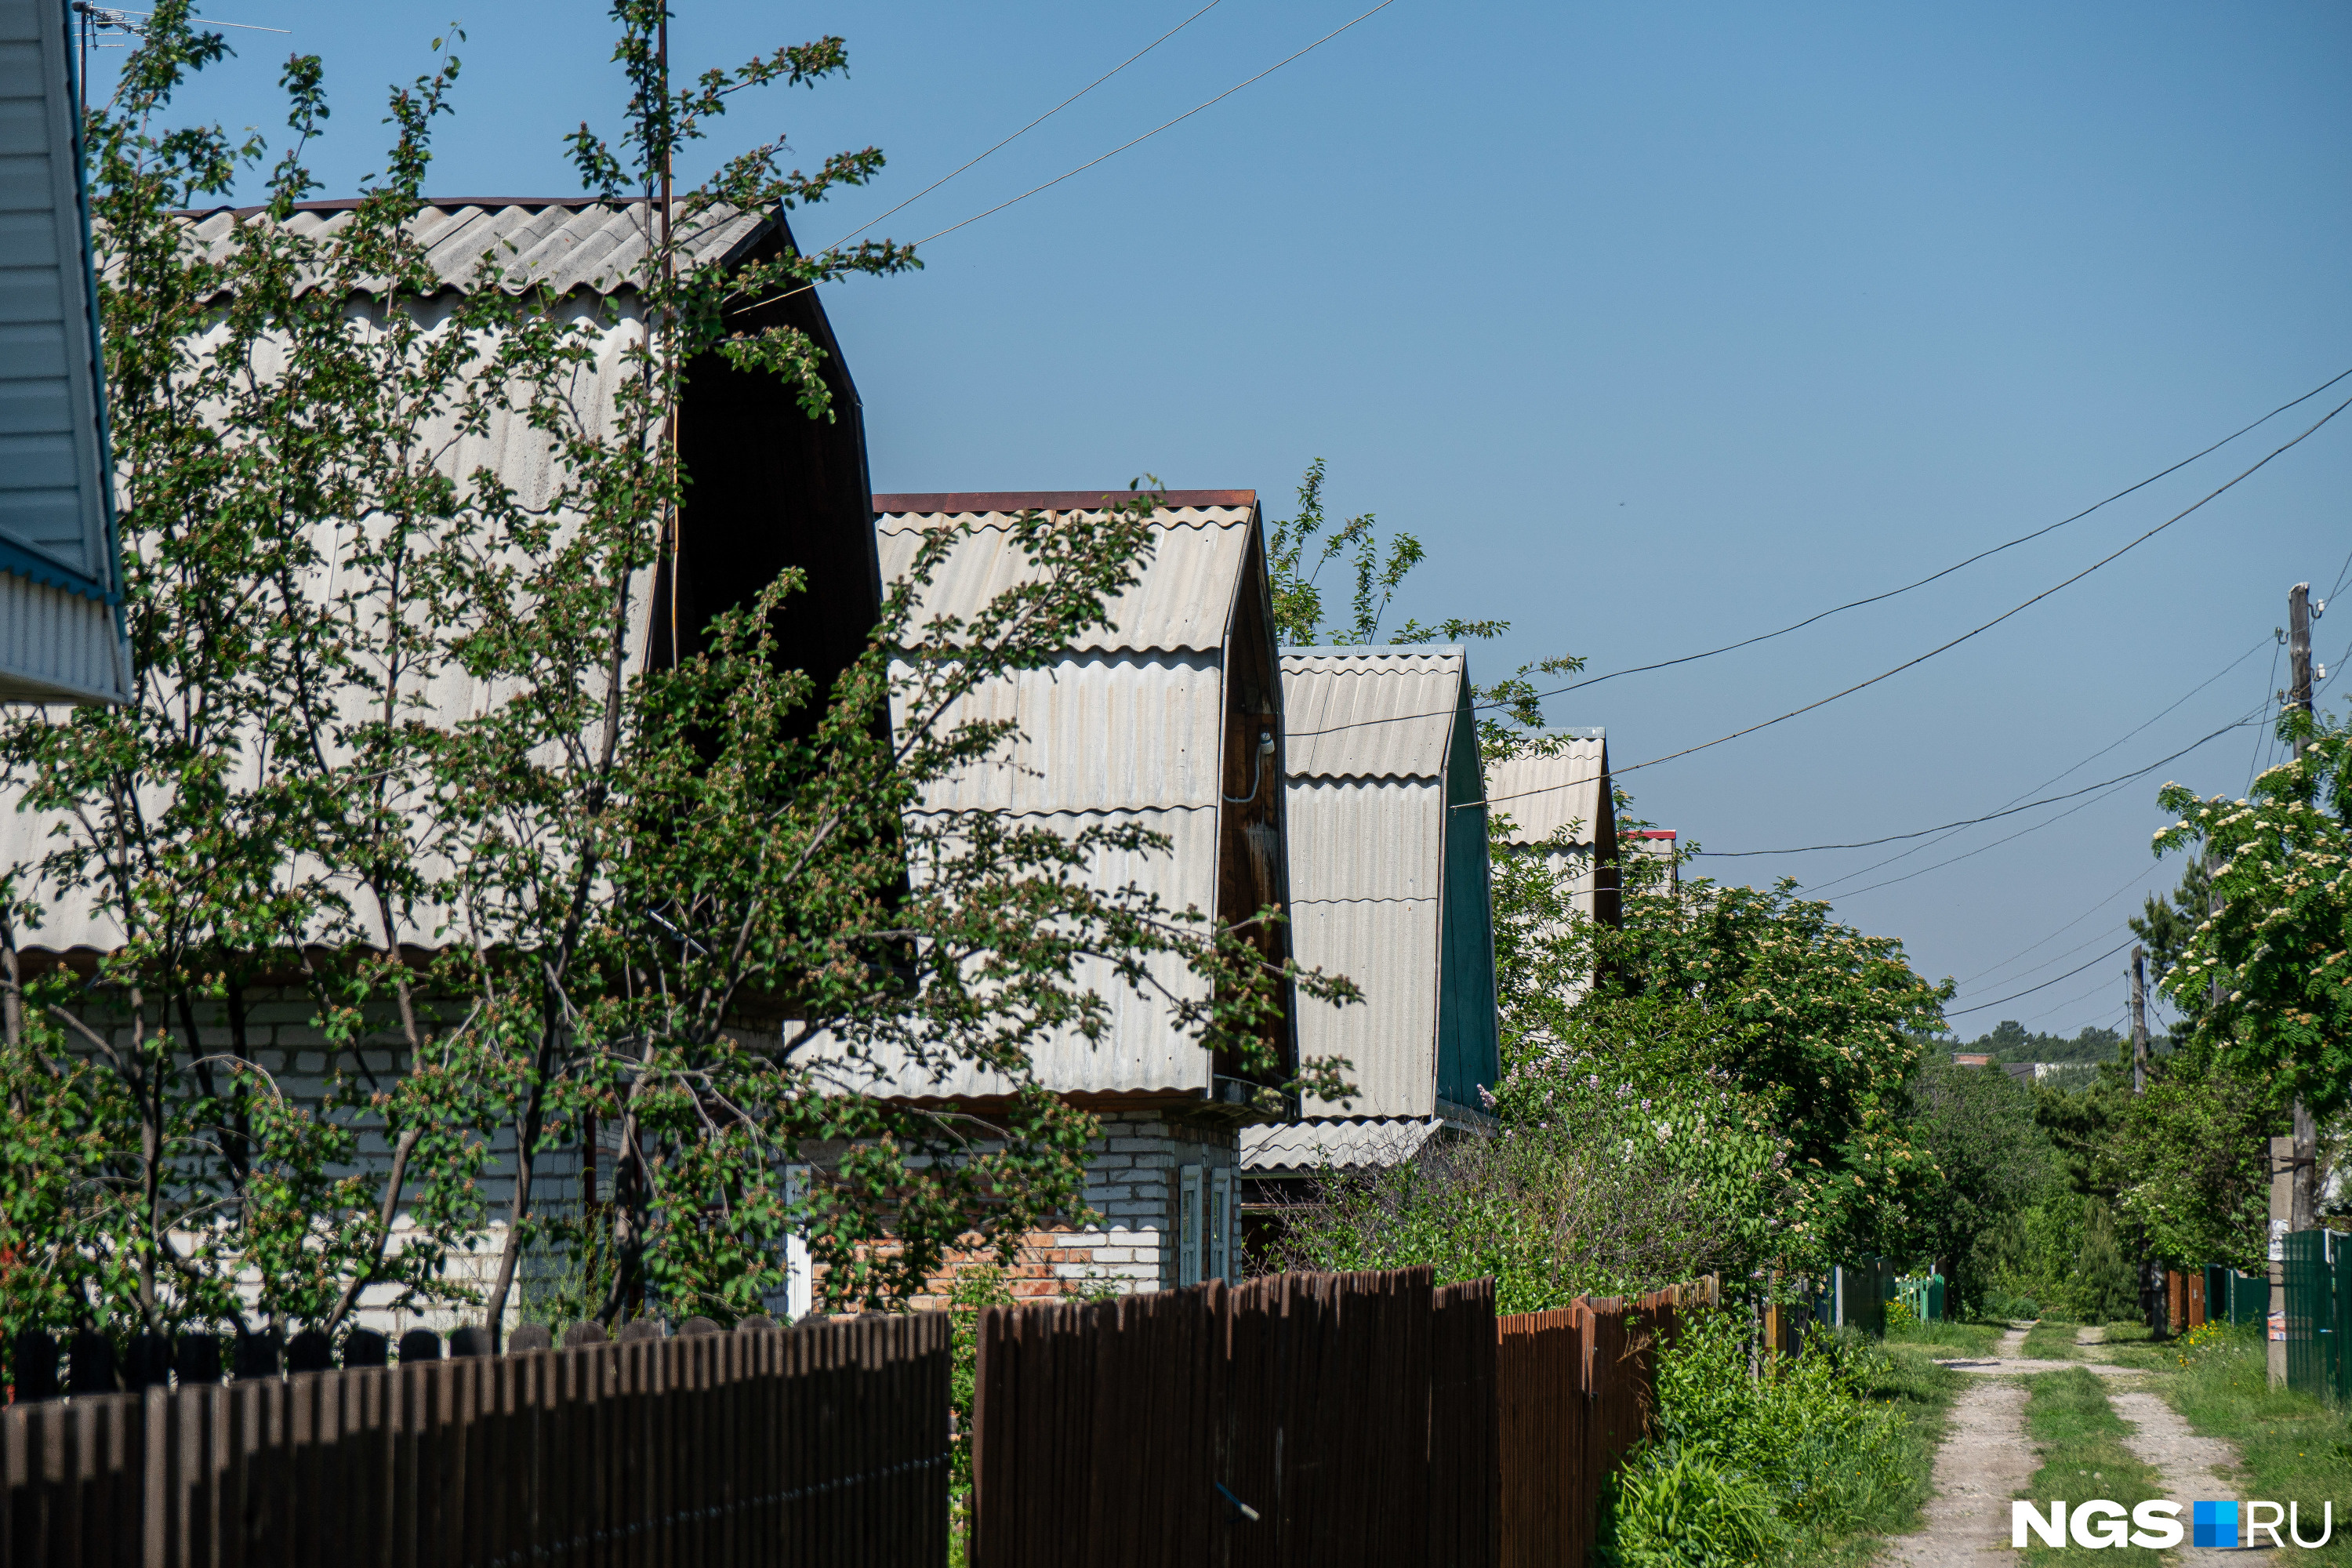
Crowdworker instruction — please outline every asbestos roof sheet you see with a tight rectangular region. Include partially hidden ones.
[894,652,1224,815]
[175,198,768,297]
[1240,1116,1443,1174]
[842,805,1221,1098]
[1289,894,1438,1119]
[1283,776,1441,904]
[1488,737,1609,845]
[1279,648,1465,780]
[874,504,1254,655]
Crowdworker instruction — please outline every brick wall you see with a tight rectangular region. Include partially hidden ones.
[901,1110,1241,1310]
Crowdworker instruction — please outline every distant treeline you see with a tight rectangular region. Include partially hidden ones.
[1937,1020,2147,1065]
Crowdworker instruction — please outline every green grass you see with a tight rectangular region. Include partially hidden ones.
[2022,1319,2082,1359]
[1781,1341,1974,1566]
[2016,1369,2171,1566]
[2163,1328,2352,1563]
[1885,1319,2005,1357]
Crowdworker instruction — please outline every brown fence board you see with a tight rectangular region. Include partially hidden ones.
[2,1314,948,1568]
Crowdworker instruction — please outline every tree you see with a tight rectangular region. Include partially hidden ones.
[1901,1059,2056,1304]
[1265,459,1505,649]
[2129,853,2212,1033]
[1592,873,1952,1263]
[2151,713,2352,1120]
[0,0,1345,1347]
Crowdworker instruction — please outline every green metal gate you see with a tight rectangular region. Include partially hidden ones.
[2280,1230,2352,1403]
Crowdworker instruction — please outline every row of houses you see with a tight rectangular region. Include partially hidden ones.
[0,188,1646,1323]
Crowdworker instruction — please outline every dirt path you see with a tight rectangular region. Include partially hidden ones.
[1882,1329,2040,1568]
[1881,1323,2255,1566]
[2107,1386,2249,1565]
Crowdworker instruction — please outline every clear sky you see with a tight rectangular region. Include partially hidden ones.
[93,0,2352,1039]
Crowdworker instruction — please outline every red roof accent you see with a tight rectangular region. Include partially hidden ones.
[1632,829,1677,840]
[873,490,1255,515]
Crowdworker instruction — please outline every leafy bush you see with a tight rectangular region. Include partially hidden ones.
[1600,1308,1907,1562]
[1595,1445,1784,1568]
[1883,1298,1918,1331]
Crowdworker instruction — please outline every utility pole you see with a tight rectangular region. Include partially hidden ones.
[2287,583,2317,1232]
[2130,946,2147,1094]
[2132,942,2161,1335]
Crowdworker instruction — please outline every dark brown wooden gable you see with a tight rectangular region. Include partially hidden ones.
[652,215,882,740]
[1213,514,1298,1092]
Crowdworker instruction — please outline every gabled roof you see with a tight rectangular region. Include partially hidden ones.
[1487,732,1609,846]
[862,492,1269,1100]
[873,495,1256,656]
[175,198,770,297]
[1279,647,1465,781]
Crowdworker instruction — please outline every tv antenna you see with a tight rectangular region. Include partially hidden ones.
[71,5,290,113]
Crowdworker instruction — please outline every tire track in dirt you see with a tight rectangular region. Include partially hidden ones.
[1882,1328,2038,1568]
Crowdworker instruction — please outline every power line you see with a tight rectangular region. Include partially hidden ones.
[1951,866,2170,989]
[906,0,1398,249]
[2245,637,2285,791]
[1290,367,2352,746]
[1820,687,2269,902]
[1799,633,2269,897]
[1698,719,2255,855]
[735,0,1393,318]
[1601,392,2352,782]
[1524,364,2352,706]
[1945,938,2138,1018]
[822,0,1227,252]
[1477,389,2350,815]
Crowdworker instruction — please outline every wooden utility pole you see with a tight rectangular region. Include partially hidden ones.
[2288,582,2314,756]
[2287,583,2318,1232]
[2130,945,2148,1094]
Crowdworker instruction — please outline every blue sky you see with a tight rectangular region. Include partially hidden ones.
[99,1,2352,1037]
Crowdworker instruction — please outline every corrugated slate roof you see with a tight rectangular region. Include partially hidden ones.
[863,494,1265,1098]
[1240,1116,1443,1174]
[1488,736,1609,845]
[176,198,768,296]
[1276,649,1474,1122]
[896,653,1223,815]
[1280,647,1464,780]
[874,503,1254,655]
[1288,894,1438,1116]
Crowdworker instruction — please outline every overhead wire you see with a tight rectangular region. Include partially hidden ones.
[1292,365,2352,748]
[1945,937,2138,1018]
[1471,389,2352,818]
[1588,391,2352,786]
[820,0,1227,252]
[1951,865,2178,989]
[1797,633,2270,896]
[734,0,1398,322]
[898,0,1399,251]
[1515,365,2352,707]
[1699,719,2256,856]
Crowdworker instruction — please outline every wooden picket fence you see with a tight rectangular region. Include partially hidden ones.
[967,1266,1497,1568]
[2,1313,949,1568]
[1494,1277,1718,1568]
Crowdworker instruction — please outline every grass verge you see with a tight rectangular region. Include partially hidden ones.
[2022,1319,2082,1359]
[2163,1327,2352,1563]
[1786,1340,1974,1566]
[2017,1369,2169,1566]
[1886,1319,2006,1358]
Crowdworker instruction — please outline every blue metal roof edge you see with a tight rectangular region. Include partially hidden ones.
[0,536,119,604]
